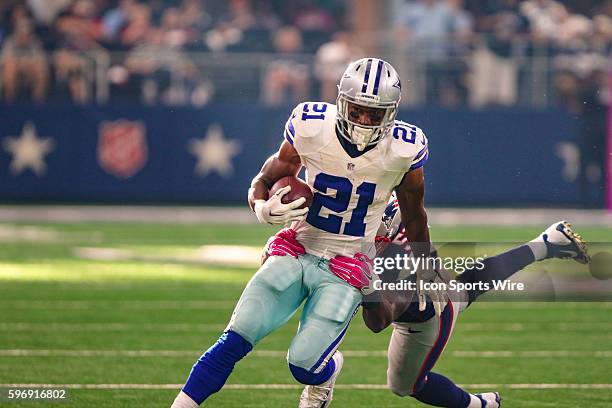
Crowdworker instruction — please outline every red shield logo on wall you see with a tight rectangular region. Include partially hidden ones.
[97,120,147,179]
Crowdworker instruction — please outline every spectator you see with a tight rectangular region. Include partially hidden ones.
[102,0,136,43]
[53,0,105,104]
[444,0,473,106]
[292,0,336,32]
[393,0,471,106]
[1,19,48,102]
[470,0,530,107]
[262,26,309,106]
[224,0,257,31]
[159,7,189,48]
[252,0,282,31]
[204,0,281,52]
[120,3,152,47]
[204,21,244,51]
[124,28,213,106]
[314,31,364,102]
[551,9,606,106]
[26,0,73,27]
[6,3,33,32]
[592,14,612,51]
[520,0,568,45]
[178,0,212,46]
[54,0,103,48]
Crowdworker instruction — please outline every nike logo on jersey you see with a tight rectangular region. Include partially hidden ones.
[407,328,422,334]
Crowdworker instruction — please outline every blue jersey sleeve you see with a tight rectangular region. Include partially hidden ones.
[409,132,428,171]
[284,112,297,146]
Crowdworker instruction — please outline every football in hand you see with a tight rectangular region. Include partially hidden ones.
[269,176,313,209]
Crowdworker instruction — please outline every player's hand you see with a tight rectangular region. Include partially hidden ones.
[262,228,305,262]
[253,186,309,225]
[329,253,380,295]
[418,290,446,317]
[416,259,447,317]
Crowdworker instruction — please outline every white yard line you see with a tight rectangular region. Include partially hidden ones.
[2,300,610,310]
[452,351,612,358]
[0,300,236,309]
[0,323,227,332]
[0,206,611,226]
[0,383,611,390]
[0,349,610,358]
[2,322,610,332]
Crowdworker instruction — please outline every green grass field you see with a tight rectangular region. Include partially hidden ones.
[0,222,610,407]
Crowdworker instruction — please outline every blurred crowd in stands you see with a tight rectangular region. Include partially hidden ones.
[0,0,609,111]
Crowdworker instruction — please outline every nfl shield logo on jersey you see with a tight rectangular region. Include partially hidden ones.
[97,120,147,179]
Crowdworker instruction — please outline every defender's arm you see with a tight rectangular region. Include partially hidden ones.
[395,167,430,253]
[361,168,430,332]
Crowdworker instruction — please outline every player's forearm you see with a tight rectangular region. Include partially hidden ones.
[248,175,272,210]
[402,209,431,256]
[362,299,394,333]
[248,142,302,210]
[362,288,414,332]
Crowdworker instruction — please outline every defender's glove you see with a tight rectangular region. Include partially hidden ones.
[264,228,305,258]
[415,250,448,317]
[329,253,380,295]
[253,185,308,225]
[418,288,447,317]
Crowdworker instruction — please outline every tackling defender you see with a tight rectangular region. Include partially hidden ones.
[264,195,589,407]
[171,58,433,407]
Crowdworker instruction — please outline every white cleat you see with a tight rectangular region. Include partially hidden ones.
[535,221,589,264]
[298,351,344,408]
[475,391,502,407]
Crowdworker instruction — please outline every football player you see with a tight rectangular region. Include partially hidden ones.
[282,193,589,408]
[171,58,432,408]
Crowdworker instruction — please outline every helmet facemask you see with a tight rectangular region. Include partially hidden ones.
[336,93,398,151]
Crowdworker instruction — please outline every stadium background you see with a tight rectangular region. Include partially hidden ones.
[0,0,611,407]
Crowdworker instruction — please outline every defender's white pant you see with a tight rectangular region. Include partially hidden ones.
[387,300,467,396]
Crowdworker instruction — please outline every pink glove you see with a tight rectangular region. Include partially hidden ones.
[265,228,305,258]
[329,252,374,291]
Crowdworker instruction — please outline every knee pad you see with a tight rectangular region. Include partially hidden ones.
[288,360,335,386]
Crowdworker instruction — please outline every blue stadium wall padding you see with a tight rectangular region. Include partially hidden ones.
[0,105,579,205]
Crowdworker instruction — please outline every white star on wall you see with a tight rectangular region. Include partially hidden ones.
[188,124,242,178]
[2,122,55,176]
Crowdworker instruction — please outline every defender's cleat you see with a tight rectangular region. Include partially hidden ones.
[537,221,589,264]
[475,392,501,407]
[298,351,344,408]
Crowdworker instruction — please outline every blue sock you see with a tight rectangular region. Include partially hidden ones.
[457,244,535,304]
[288,359,336,385]
[412,372,471,408]
[182,330,253,404]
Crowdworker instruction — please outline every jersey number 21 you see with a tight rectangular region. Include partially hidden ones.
[306,173,376,237]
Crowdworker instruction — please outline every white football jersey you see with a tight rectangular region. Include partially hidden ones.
[284,102,428,259]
